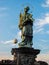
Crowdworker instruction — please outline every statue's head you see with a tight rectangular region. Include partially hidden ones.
[24,6,30,13]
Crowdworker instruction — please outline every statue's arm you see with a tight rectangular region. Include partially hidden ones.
[29,14,35,22]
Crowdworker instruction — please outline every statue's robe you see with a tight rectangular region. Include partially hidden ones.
[19,13,33,46]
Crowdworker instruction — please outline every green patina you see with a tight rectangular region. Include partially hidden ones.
[18,6,34,47]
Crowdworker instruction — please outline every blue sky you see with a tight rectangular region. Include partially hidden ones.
[0,0,49,63]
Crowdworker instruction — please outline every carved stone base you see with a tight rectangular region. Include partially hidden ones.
[11,47,40,65]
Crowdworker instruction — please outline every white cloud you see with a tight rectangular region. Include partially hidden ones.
[33,13,49,34]
[4,40,13,44]
[0,31,21,46]
[36,53,49,64]
[0,40,14,44]
[18,31,21,36]
[35,13,49,27]
[33,28,44,34]
[42,0,49,7]
[15,31,21,42]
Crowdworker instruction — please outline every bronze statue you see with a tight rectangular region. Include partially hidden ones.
[18,6,34,47]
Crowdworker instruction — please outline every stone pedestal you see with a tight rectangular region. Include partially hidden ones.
[11,47,40,65]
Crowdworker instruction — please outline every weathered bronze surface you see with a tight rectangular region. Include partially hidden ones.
[18,6,34,47]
